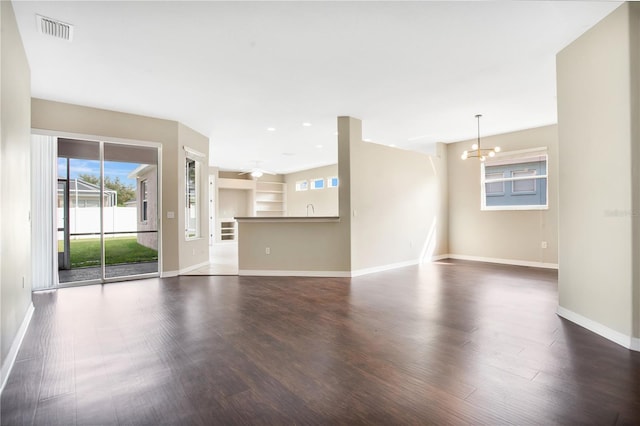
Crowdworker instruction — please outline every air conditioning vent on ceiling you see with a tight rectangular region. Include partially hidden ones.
[36,15,74,42]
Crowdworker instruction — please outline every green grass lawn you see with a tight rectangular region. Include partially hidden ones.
[60,237,158,268]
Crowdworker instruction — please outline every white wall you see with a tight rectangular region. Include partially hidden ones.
[350,139,447,271]
[557,2,638,344]
[1,0,33,383]
[218,189,251,218]
[447,125,558,267]
[285,164,338,216]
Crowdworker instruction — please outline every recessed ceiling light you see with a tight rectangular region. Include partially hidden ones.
[315,144,323,149]
[390,144,397,147]
[282,152,295,156]
[267,127,276,132]
[363,138,372,142]
[302,122,312,127]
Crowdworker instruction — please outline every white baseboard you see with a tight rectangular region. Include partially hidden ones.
[238,254,555,278]
[1,302,35,394]
[240,258,445,278]
[447,254,558,269]
[161,261,210,277]
[239,269,351,277]
[179,260,210,275]
[430,254,450,262]
[350,259,419,277]
[160,270,178,278]
[557,306,639,352]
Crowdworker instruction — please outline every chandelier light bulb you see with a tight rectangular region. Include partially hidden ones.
[460,114,500,162]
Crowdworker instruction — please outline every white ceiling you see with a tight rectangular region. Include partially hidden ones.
[13,1,621,174]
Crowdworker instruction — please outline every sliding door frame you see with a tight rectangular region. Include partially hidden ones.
[35,128,163,287]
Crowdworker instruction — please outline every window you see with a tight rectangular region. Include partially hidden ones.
[327,176,339,188]
[295,180,308,191]
[311,178,324,190]
[185,158,199,239]
[140,179,148,222]
[485,172,505,196]
[512,170,536,194]
[481,150,548,210]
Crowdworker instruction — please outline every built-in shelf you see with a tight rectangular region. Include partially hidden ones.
[219,219,236,242]
[215,177,288,235]
[255,181,286,217]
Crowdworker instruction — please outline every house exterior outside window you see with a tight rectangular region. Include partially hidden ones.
[130,165,158,250]
[481,149,548,210]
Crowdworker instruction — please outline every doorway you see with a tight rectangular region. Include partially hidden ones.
[56,138,160,285]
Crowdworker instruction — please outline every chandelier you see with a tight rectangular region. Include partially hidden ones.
[461,114,500,161]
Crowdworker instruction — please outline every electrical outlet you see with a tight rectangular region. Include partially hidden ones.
[265,247,271,255]
[541,241,548,249]
[22,276,25,288]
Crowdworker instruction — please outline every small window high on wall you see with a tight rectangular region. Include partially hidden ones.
[481,149,548,210]
[311,178,324,190]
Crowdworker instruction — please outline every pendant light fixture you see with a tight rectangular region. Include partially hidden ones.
[460,114,500,161]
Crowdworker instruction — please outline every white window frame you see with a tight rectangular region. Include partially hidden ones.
[327,176,339,188]
[311,178,324,190]
[295,180,308,191]
[140,179,148,223]
[185,154,201,240]
[480,148,549,211]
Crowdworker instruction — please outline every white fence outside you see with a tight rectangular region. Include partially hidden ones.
[58,207,138,239]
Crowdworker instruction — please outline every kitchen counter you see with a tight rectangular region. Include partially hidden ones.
[234,216,340,223]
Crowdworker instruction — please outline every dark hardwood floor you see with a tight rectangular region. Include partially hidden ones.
[2,260,639,425]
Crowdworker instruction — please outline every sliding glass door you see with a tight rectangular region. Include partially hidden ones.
[57,138,159,285]
[103,143,159,280]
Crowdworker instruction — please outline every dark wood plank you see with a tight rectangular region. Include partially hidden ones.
[2,260,640,425]
[0,357,43,426]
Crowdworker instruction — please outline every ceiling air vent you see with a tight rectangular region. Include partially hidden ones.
[36,15,74,42]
